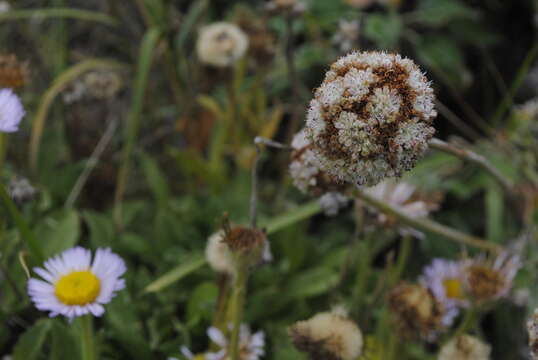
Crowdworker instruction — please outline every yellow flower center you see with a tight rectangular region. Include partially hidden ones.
[443,278,463,299]
[54,271,100,305]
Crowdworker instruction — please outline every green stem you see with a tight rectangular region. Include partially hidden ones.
[228,258,249,360]
[0,133,7,169]
[354,187,502,253]
[390,235,412,286]
[79,315,97,360]
[454,307,477,338]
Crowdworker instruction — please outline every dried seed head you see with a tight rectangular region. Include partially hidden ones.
[289,312,363,360]
[438,335,491,360]
[527,308,538,359]
[196,22,249,68]
[463,252,520,303]
[305,51,436,186]
[290,129,348,196]
[0,54,29,89]
[388,282,444,340]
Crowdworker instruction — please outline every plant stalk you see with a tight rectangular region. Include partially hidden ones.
[354,185,502,253]
[80,315,97,360]
[229,258,249,360]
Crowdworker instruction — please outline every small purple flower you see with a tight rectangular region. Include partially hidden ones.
[0,88,25,133]
[420,258,468,327]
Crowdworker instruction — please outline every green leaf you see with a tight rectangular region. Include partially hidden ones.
[0,8,119,26]
[39,209,80,258]
[13,319,53,360]
[413,0,477,27]
[284,267,339,299]
[50,320,80,360]
[364,13,402,49]
[262,200,321,235]
[140,153,170,208]
[485,180,503,243]
[176,0,208,49]
[84,211,115,248]
[143,253,206,293]
[186,282,218,326]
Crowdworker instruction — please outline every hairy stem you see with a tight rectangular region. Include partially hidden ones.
[354,186,502,253]
[429,138,514,195]
[229,259,249,360]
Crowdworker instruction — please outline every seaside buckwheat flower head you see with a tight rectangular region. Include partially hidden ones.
[206,229,272,275]
[420,259,468,327]
[305,51,436,186]
[527,308,538,359]
[28,246,126,320]
[363,180,441,236]
[289,311,363,360]
[203,324,265,360]
[0,54,29,88]
[463,252,521,303]
[388,282,444,340]
[290,128,348,196]
[0,88,25,133]
[196,22,249,68]
[438,334,491,360]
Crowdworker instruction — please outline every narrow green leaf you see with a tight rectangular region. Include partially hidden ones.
[0,8,119,26]
[262,200,321,235]
[140,153,170,208]
[13,319,52,360]
[40,210,80,258]
[114,27,161,225]
[176,0,208,49]
[143,253,206,293]
[0,183,44,263]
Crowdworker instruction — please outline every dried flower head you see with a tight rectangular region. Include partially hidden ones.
[463,252,520,303]
[388,282,444,340]
[290,128,348,196]
[438,335,491,360]
[332,20,361,54]
[289,311,363,360]
[0,54,29,88]
[8,175,37,204]
[206,230,272,275]
[420,259,468,327]
[528,308,538,359]
[63,70,123,104]
[196,22,249,68]
[363,180,441,237]
[0,88,25,133]
[305,51,436,186]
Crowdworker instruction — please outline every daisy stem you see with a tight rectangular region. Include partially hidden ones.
[229,257,249,360]
[453,307,477,338]
[79,315,97,360]
[354,186,502,253]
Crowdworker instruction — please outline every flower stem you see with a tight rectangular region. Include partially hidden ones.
[229,258,249,360]
[354,186,502,253]
[453,307,477,338]
[79,315,97,360]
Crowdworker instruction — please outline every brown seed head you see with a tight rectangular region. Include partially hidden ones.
[0,54,29,88]
[465,264,506,302]
[223,225,266,258]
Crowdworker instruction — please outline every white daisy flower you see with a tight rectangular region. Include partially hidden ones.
[0,88,25,133]
[420,258,468,326]
[205,324,265,360]
[28,246,126,320]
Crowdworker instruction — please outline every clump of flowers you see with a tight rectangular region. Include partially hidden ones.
[438,334,491,360]
[463,252,520,303]
[420,258,467,326]
[388,282,444,340]
[205,229,272,275]
[181,324,265,360]
[363,179,441,237]
[28,246,126,319]
[289,311,363,360]
[0,54,29,88]
[527,308,538,359]
[0,88,25,133]
[196,22,249,68]
[304,51,436,186]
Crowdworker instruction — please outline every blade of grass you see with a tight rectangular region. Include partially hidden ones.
[114,28,161,228]
[0,183,44,263]
[0,8,119,26]
[263,199,321,234]
[29,59,127,172]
